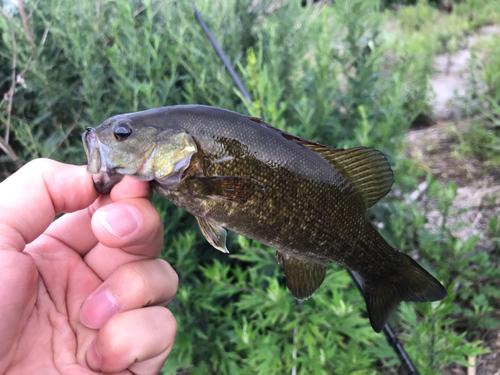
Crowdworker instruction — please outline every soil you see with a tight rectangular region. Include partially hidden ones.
[406,121,500,375]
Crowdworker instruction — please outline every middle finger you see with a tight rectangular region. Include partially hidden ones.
[80,258,178,329]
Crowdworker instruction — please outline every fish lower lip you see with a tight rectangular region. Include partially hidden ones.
[92,170,124,194]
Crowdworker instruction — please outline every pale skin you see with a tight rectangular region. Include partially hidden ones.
[0,159,178,374]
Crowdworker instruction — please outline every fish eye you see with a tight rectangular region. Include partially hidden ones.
[114,123,132,141]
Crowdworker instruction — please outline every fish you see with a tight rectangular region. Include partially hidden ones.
[82,104,447,332]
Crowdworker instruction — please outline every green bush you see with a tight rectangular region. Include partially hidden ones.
[0,0,492,373]
[451,34,500,172]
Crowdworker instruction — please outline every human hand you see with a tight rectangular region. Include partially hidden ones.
[0,159,178,374]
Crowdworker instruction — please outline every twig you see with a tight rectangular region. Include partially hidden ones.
[40,27,50,46]
[292,327,298,375]
[5,26,17,144]
[467,356,476,375]
[45,109,82,158]
[292,300,301,375]
[95,0,101,18]
[0,51,12,61]
[133,0,157,17]
[17,0,32,42]
[3,57,32,110]
[133,5,147,17]
[27,0,41,21]
[0,137,23,168]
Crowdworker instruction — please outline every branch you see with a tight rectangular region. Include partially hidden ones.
[95,0,101,18]
[5,30,17,144]
[0,137,23,168]
[17,0,33,42]
[45,108,82,158]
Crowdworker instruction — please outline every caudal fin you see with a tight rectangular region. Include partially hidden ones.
[362,253,447,332]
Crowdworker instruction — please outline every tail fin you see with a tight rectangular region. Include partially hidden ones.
[362,253,447,332]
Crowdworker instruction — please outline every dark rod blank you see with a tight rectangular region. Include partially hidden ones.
[194,6,419,375]
[348,269,419,375]
[193,6,253,104]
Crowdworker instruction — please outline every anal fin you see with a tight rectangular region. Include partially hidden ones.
[196,217,228,253]
[280,253,329,300]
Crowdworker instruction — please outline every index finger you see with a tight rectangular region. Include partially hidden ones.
[0,159,99,252]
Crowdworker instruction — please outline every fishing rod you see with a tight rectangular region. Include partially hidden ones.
[193,6,418,375]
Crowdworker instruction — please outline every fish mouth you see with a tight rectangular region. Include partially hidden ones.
[82,128,124,194]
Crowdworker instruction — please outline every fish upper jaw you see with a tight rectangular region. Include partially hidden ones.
[82,128,100,173]
[82,128,124,194]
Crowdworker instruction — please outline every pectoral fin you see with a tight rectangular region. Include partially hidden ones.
[279,253,329,300]
[192,176,264,203]
[196,217,228,253]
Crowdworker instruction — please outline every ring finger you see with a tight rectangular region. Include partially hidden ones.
[86,306,177,374]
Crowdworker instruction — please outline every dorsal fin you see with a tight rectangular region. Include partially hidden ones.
[319,146,394,211]
[259,122,394,211]
[278,132,393,211]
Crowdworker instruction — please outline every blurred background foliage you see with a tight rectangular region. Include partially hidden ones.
[1,0,500,373]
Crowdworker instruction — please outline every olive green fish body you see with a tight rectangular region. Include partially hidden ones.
[149,107,396,280]
[83,105,447,332]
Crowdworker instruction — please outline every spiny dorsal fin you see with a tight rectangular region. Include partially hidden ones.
[280,253,329,300]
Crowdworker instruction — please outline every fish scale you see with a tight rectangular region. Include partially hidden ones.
[82,104,447,332]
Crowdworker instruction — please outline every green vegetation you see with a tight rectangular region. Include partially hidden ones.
[453,34,500,172]
[1,0,499,373]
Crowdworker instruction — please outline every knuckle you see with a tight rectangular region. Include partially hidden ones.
[163,308,177,331]
[23,158,56,173]
[154,307,177,342]
[158,259,178,291]
[117,262,149,295]
[99,317,131,357]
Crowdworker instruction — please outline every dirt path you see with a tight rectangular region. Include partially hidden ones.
[430,25,500,121]
[406,24,500,375]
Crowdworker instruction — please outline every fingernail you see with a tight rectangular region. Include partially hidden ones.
[81,289,118,329]
[89,339,103,369]
[98,205,140,238]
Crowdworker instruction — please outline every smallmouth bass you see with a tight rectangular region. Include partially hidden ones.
[82,105,447,332]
